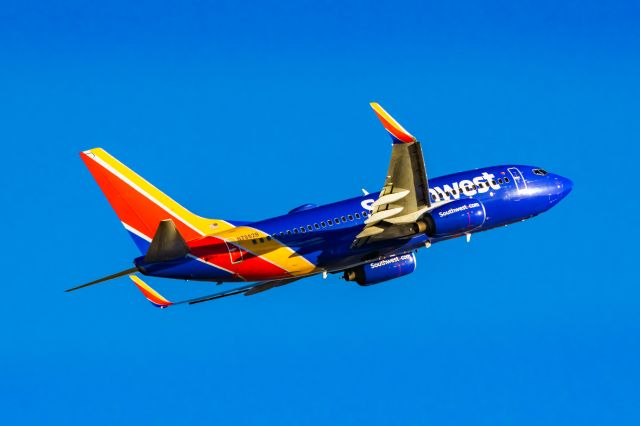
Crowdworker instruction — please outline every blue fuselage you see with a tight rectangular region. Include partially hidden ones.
[247,164,571,272]
[135,164,572,282]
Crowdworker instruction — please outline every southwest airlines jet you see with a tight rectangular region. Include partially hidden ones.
[67,103,573,307]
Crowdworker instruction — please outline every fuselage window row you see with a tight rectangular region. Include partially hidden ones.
[252,211,369,244]
[250,176,520,245]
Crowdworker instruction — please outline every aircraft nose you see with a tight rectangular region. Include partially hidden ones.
[549,175,573,204]
[561,176,573,196]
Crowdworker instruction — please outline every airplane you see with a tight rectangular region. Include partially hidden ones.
[67,102,573,308]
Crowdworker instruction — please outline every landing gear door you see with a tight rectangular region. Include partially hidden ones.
[225,241,244,264]
[508,167,527,192]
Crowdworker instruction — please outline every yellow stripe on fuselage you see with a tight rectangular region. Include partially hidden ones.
[214,226,318,276]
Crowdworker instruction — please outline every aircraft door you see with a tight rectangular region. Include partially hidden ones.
[225,241,244,264]
[508,167,527,192]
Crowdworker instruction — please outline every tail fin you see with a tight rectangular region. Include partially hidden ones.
[81,148,234,253]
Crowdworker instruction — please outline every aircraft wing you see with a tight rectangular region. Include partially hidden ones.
[352,103,431,248]
[130,275,301,308]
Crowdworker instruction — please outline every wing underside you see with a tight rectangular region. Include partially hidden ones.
[352,103,431,248]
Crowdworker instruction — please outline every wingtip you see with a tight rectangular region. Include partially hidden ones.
[369,102,416,144]
[129,275,173,308]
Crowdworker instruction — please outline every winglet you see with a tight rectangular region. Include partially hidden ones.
[129,275,173,308]
[370,102,417,144]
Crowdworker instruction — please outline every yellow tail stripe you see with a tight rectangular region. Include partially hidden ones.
[88,148,316,276]
[87,148,235,234]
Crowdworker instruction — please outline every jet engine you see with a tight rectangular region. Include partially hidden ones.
[419,198,486,238]
[343,253,417,286]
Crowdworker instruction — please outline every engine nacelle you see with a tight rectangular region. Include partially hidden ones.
[424,198,486,238]
[343,253,417,286]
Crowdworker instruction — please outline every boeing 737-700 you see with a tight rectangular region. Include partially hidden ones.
[67,103,573,307]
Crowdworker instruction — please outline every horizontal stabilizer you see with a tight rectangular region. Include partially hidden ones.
[129,276,301,308]
[66,267,138,292]
[130,275,173,308]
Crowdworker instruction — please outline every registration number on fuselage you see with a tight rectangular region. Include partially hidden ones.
[236,231,260,241]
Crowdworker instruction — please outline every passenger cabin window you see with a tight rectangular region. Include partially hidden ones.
[293,228,299,234]
[362,211,368,217]
[328,219,333,226]
[307,225,313,231]
[300,227,306,233]
[334,217,340,224]
[341,216,347,223]
[498,178,503,184]
[504,177,510,183]
[348,214,353,221]
[355,213,361,219]
[321,221,326,227]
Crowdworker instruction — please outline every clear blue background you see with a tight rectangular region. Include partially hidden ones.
[1,1,638,424]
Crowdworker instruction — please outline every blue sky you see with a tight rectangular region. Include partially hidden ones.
[1,1,639,424]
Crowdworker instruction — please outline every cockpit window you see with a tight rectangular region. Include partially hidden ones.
[533,168,548,176]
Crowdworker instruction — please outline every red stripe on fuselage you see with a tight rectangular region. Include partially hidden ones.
[188,236,292,281]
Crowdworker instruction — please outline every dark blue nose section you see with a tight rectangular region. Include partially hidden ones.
[560,176,573,197]
[549,175,573,204]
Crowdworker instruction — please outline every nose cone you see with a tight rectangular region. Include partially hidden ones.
[561,176,573,196]
[549,175,573,204]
